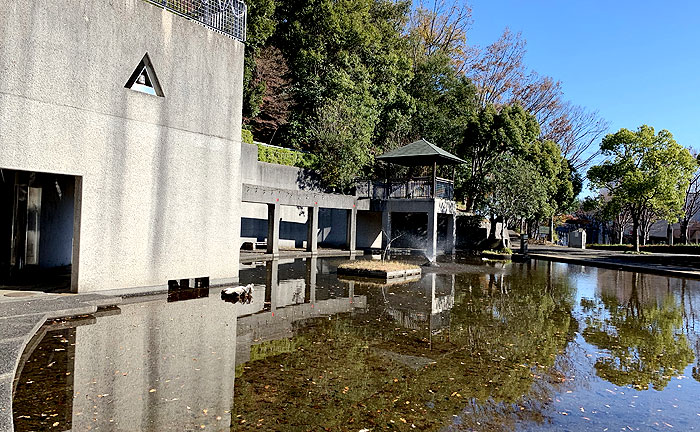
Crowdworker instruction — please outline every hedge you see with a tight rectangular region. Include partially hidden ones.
[256,143,318,169]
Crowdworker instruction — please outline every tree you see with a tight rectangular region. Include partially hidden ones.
[407,51,476,155]
[457,103,540,210]
[466,30,609,173]
[583,273,694,390]
[241,0,278,119]
[309,98,375,188]
[588,125,697,251]
[480,155,549,247]
[246,46,293,144]
[272,0,414,182]
[681,152,700,244]
[408,0,473,72]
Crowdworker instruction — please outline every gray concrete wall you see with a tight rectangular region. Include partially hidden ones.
[357,211,382,249]
[241,143,321,192]
[0,0,245,291]
[318,208,348,247]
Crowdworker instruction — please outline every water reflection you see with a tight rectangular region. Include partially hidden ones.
[10,258,700,431]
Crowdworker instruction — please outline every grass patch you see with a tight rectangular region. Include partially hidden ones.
[337,260,420,272]
[482,248,513,256]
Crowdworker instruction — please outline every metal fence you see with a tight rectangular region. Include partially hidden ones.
[145,0,247,42]
[356,178,454,200]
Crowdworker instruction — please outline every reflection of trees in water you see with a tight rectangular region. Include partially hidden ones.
[583,272,694,390]
[232,264,578,431]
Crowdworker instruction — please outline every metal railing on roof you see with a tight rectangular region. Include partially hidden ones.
[145,0,247,42]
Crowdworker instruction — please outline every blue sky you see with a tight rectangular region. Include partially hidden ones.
[467,0,700,155]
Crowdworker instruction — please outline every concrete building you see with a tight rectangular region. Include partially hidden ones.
[239,143,368,256]
[0,0,246,292]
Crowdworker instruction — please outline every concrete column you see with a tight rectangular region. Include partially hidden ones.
[265,260,279,312]
[266,202,280,256]
[446,214,456,255]
[426,204,438,262]
[381,210,392,249]
[306,204,319,254]
[346,205,357,252]
[347,281,355,305]
[305,256,317,304]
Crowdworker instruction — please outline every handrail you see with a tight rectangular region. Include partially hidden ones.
[144,0,247,42]
[355,178,454,200]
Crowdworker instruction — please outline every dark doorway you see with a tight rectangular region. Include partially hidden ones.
[0,168,80,292]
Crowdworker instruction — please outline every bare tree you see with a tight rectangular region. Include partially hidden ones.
[547,103,609,171]
[466,28,526,107]
[466,30,609,172]
[245,46,293,144]
[682,152,700,244]
[409,0,473,72]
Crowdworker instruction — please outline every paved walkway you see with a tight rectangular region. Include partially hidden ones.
[527,244,700,280]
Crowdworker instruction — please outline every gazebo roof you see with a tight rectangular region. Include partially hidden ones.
[376,139,466,166]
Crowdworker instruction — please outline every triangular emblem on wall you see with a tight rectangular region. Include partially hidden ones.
[125,53,164,97]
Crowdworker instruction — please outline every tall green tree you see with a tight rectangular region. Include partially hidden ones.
[481,155,548,246]
[588,125,696,251]
[456,103,540,210]
[271,0,414,186]
[407,52,476,156]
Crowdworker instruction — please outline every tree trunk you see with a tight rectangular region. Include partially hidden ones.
[488,215,497,241]
[632,218,640,252]
[681,219,690,244]
[549,215,554,243]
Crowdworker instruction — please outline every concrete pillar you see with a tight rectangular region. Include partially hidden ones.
[446,214,456,254]
[306,204,319,254]
[426,204,438,262]
[381,210,392,249]
[266,202,280,256]
[265,260,279,312]
[346,205,357,251]
[305,256,317,304]
[347,281,355,305]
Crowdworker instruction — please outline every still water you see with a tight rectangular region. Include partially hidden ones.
[11,258,700,431]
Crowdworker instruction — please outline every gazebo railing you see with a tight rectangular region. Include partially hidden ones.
[356,177,454,200]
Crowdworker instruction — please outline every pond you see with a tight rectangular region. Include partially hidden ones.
[10,257,700,431]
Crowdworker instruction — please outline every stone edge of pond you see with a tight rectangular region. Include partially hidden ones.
[337,266,422,280]
[0,293,125,432]
[530,253,700,280]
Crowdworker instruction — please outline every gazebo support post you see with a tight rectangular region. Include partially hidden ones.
[433,161,437,199]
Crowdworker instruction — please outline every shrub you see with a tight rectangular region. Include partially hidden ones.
[241,128,254,145]
[257,143,318,169]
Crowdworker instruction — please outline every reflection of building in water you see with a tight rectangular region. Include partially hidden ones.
[349,273,455,335]
[12,258,369,432]
[235,258,367,365]
[13,295,238,431]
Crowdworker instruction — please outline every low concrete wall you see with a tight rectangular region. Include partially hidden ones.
[241,143,321,192]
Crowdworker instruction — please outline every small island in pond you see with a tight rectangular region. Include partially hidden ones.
[337,260,421,280]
